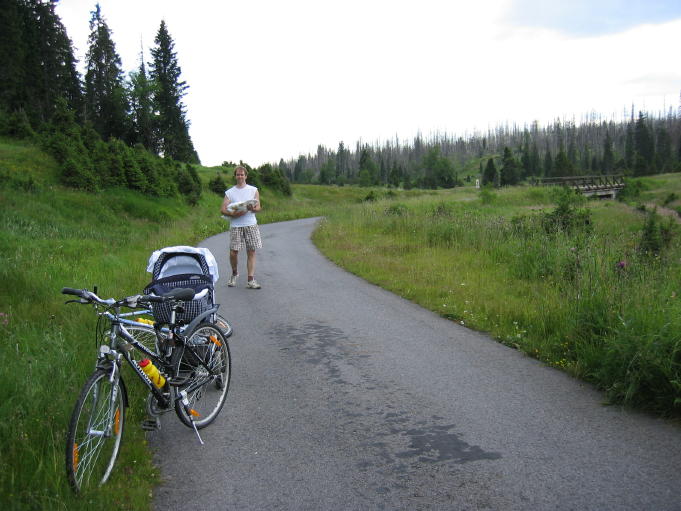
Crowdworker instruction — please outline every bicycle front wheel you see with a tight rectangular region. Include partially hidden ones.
[125,324,160,359]
[65,369,125,493]
[175,324,231,429]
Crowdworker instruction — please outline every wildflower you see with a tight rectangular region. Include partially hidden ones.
[616,260,628,270]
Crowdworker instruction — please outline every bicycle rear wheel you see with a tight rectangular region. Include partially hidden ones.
[65,369,125,493]
[214,313,233,338]
[175,324,231,429]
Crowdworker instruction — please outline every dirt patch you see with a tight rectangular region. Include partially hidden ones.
[644,203,681,224]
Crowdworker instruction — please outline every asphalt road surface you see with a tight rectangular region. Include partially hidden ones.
[150,217,681,510]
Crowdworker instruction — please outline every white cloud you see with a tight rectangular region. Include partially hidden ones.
[56,1,681,167]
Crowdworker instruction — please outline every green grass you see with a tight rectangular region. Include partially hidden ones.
[314,183,681,416]
[0,138,437,510]
[3,135,681,510]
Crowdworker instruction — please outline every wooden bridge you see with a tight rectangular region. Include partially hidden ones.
[532,175,625,198]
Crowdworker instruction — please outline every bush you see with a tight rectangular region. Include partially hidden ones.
[362,190,378,202]
[639,209,675,256]
[177,164,201,205]
[0,109,36,139]
[253,164,292,196]
[430,201,455,217]
[663,192,678,206]
[618,178,646,203]
[479,185,496,205]
[542,187,591,235]
[209,173,227,195]
[384,203,408,216]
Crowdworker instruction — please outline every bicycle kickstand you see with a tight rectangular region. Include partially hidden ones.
[179,390,204,445]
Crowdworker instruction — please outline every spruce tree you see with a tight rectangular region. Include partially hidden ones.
[84,4,129,141]
[335,141,349,183]
[544,148,554,177]
[624,123,635,169]
[634,112,654,174]
[602,132,614,174]
[128,48,156,152]
[654,125,672,172]
[0,0,81,124]
[0,0,28,115]
[293,156,305,183]
[388,163,401,188]
[530,142,540,176]
[500,146,519,186]
[554,144,573,177]
[149,20,199,163]
[520,140,531,178]
[482,158,497,187]
[40,2,82,117]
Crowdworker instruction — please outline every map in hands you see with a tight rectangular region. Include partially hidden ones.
[227,199,259,212]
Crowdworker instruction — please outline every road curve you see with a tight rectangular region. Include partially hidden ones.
[150,217,681,510]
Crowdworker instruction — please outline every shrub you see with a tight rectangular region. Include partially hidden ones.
[639,209,675,256]
[479,185,496,205]
[542,187,592,235]
[430,202,455,217]
[663,192,678,206]
[0,109,36,139]
[617,178,646,203]
[384,203,408,216]
[209,173,227,195]
[177,164,201,205]
[363,190,378,202]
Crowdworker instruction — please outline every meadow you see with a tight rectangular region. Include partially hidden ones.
[1,136,680,510]
[314,183,681,415]
[0,138,425,510]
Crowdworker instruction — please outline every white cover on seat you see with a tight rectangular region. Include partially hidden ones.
[146,246,219,283]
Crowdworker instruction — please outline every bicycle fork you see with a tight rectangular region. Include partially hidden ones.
[89,347,121,439]
[179,390,204,445]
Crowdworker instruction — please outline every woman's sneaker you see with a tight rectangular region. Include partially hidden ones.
[246,279,261,289]
[227,274,238,287]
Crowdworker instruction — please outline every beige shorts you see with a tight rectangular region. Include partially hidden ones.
[230,225,262,251]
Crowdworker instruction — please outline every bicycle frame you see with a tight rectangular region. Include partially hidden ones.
[104,306,223,406]
[101,312,171,410]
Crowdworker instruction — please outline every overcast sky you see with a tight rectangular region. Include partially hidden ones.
[55,0,681,167]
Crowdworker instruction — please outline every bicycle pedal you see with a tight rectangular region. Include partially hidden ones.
[141,418,161,431]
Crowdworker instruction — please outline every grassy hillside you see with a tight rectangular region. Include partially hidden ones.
[0,137,435,510]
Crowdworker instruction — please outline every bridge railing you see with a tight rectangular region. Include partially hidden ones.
[531,175,625,190]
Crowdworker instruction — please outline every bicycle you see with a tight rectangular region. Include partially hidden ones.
[62,286,231,493]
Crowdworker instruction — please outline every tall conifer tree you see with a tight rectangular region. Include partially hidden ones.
[128,47,156,152]
[0,0,81,124]
[482,158,497,187]
[602,132,614,173]
[500,146,519,186]
[149,20,199,163]
[84,4,129,141]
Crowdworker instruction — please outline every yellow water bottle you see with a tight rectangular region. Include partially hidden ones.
[139,359,166,388]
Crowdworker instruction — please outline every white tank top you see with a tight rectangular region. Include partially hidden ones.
[225,184,258,227]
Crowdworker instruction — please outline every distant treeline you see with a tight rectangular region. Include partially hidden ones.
[0,0,206,200]
[277,108,681,189]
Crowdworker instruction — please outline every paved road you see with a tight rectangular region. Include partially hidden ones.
[151,217,681,510]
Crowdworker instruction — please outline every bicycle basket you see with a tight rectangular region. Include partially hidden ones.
[144,273,214,325]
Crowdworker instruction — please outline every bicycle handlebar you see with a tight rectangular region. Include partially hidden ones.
[61,287,195,308]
